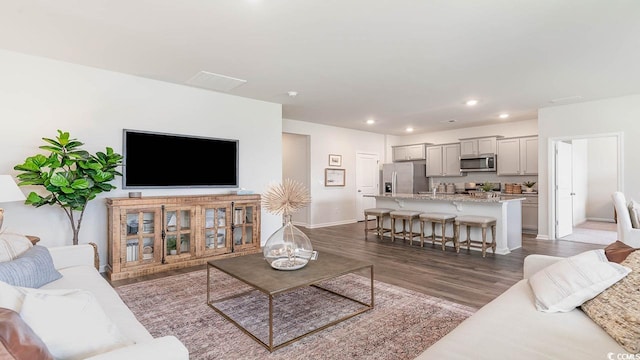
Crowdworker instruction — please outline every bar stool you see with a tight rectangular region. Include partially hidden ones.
[419,213,457,250]
[454,215,497,257]
[364,208,393,239]
[390,210,422,245]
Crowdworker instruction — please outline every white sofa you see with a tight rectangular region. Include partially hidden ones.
[42,244,189,360]
[415,254,626,359]
[612,191,640,247]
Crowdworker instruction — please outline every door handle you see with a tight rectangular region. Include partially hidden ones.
[357,190,362,193]
[570,192,576,196]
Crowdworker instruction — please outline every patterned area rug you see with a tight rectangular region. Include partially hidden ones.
[116,269,475,360]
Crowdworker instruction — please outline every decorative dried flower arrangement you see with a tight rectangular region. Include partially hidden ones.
[262,179,311,216]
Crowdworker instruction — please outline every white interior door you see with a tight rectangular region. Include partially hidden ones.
[356,152,379,221]
[556,141,574,238]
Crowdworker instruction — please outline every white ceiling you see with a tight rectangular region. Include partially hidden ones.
[1,1,640,135]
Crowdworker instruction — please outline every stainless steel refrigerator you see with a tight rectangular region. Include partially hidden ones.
[382,162,429,194]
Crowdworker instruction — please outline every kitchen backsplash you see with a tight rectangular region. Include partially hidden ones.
[430,173,538,192]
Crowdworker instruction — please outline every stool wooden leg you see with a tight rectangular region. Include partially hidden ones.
[409,218,414,245]
[364,214,369,237]
[481,225,487,257]
[454,223,460,253]
[430,222,435,246]
[391,217,396,243]
[465,225,471,251]
[440,221,446,251]
[491,224,496,254]
[420,220,425,247]
[452,221,459,251]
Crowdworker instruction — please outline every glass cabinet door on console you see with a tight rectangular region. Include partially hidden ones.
[232,201,260,252]
[121,207,161,268]
[164,207,195,260]
[201,203,232,256]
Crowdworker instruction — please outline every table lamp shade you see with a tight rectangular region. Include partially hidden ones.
[0,175,25,203]
[0,175,25,230]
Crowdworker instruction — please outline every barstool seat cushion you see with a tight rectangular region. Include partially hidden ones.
[390,210,422,217]
[364,208,393,216]
[420,213,456,221]
[456,215,497,225]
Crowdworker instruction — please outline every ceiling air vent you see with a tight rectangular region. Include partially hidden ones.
[185,71,247,92]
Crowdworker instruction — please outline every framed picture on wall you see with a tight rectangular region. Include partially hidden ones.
[328,154,342,167]
[325,168,345,186]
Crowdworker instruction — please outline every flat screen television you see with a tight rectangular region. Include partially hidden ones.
[123,129,238,189]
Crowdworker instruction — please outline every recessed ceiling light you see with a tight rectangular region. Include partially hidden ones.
[465,99,478,106]
[499,113,509,119]
[406,127,414,132]
[366,119,375,125]
[287,91,298,97]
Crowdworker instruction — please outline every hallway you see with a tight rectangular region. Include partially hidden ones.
[560,220,617,245]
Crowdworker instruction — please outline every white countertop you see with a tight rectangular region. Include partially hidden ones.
[368,193,525,203]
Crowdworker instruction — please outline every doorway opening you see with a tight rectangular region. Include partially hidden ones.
[283,132,310,227]
[550,133,622,245]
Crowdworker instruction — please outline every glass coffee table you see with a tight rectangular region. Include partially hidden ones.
[207,252,374,352]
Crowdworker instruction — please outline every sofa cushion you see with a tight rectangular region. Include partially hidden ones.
[0,233,32,263]
[415,279,627,359]
[0,307,53,360]
[0,280,133,360]
[528,249,630,312]
[605,240,637,263]
[41,265,154,343]
[0,246,61,288]
[628,200,640,229]
[581,251,640,353]
[20,289,133,360]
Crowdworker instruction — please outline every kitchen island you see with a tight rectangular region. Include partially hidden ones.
[368,193,524,255]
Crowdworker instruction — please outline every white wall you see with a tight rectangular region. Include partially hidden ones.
[538,94,640,239]
[282,119,386,228]
[0,49,283,270]
[587,136,618,221]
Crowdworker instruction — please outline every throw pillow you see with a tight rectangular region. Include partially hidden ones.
[582,251,640,353]
[628,200,640,229]
[19,289,133,360]
[528,249,631,312]
[0,246,62,288]
[0,233,32,263]
[0,307,53,360]
[605,240,638,263]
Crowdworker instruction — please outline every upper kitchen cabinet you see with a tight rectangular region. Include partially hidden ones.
[426,143,463,177]
[393,144,426,162]
[459,136,500,156]
[497,136,538,175]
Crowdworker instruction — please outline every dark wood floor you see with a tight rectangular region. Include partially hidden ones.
[109,221,603,309]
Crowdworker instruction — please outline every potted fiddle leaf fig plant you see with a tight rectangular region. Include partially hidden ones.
[13,130,123,245]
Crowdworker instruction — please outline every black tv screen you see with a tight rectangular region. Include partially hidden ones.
[123,129,238,188]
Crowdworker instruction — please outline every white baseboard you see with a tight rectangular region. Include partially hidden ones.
[305,219,357,229]
[536,234,550,240]
[586,217,615,223]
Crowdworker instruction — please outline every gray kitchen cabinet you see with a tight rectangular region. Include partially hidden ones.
[426,143,462,176]
[497,136,538,175]
[459,136,499,156]
[393,144,425,161]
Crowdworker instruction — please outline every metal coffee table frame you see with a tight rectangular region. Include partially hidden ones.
[207,252,374,352]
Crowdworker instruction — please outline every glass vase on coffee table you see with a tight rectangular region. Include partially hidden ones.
[263,215,313,270]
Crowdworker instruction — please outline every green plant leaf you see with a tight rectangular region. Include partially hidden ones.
[49,173,70,187]
[71,179,90,189]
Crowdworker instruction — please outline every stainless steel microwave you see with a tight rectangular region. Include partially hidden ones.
[460,154,496,172]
